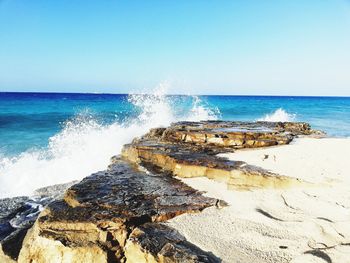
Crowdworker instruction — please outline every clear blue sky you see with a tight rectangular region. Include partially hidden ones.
[0,0,350,95]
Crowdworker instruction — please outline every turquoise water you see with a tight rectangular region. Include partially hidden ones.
[0,91,349,197]
[1,92,349,155]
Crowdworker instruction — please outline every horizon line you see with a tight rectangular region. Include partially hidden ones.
[0,91,350,98]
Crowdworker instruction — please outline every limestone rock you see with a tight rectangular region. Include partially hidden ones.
[159,121,317,148]
[125,223,219,263]
[122,121,313,190]
[18,159,217,263]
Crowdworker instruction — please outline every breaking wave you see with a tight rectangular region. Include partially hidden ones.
[0,86,219,198]
[258,108,296,122]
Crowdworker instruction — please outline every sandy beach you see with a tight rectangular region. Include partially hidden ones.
[167,138,350,263]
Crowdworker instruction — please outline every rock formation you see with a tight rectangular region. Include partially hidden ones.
[122,121,318,190]
[0,182,77,263]
[0,121,322,262]
[17,159,218,263]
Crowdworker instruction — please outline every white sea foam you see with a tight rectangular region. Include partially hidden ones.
[0,86,219,198]
[258,108,296,122]
[186,96,220,121]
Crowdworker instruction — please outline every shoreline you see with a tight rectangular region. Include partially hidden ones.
[1,121,349,262]
[0,135,347,201]
[167,137,350,263]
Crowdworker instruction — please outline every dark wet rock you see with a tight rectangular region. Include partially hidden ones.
[125,223,220,262]
[1,227,29,262]
[0,181,76,261]
[0,197,29,220]
[0,197,33,262]
[18,159,217,262]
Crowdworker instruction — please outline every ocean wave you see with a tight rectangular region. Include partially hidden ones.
[257,108,296,122]
[0,85,219,198]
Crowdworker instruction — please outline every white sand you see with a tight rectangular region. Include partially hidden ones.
[167,138,350,263]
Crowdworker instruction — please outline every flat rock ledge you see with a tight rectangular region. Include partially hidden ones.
[0,121,322,263]
[13,159,218,263]
[122,121,320,190]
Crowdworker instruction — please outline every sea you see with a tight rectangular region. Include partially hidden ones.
[1,90,350,198]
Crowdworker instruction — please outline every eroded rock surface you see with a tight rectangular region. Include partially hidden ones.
[155,121,319,148]
[125,223,219,263]
[18,159,218,263]
[122,121,316,190]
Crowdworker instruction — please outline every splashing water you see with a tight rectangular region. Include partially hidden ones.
[186,96,220,121]
[258,108,296,122]
[0,87,219,198]
[128,84,176,126]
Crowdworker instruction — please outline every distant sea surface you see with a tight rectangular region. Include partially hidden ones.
[1,91,350,197]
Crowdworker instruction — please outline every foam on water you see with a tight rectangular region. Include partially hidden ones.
[187,96,220,121]
[258,108,296,122]
[0,86,219,198]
